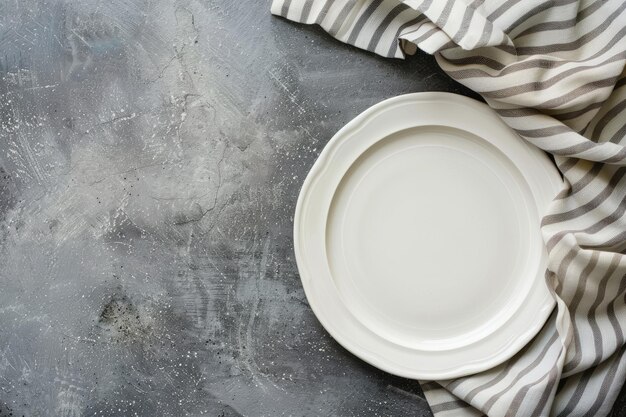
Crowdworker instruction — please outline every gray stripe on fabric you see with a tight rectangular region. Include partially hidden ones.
[504,0,579,33]
[529,364,560,417]
[366,4,407,52]
[487,0,523,21]
[607,276,626,346]
[494,43,518,55]
[429,399,470,413]
[555,101,605,121]
[496,102,607,123]
[300,0,314,21]
[475,18,493,48]
[517,125,572,138]
[464,341,537,403]
[609,120,626,144]
[328,1,358,36]
[419,0,434,14]
[559,254,600,376]
[496,108,542,117]
[346,0,383,45]
[548,141,596,156]
[601,228,626,248]
[553,180,578,203]
[452,0,483,44]
[444,54,507,71]
[572,256,599,309]
[435,0,455,28]
[547,195,626,252]
[483,332,560,413]
[555,247,582,294]
[446,25,626,75]
[556,368,594,417]
[560,346,626,417]
[557,163,603,199]
[542,167,626,226]
[537,77,620,113]
[558,158,580,173]
[494,94,620,124]
[481,52,626,99]
[592,99,626,142]
[504,361,561,417]
[516,1,606,38]
[414,27,441,45]
[443,376,467,391]
[464,368,515,401]
[515,2,626,56]
[387,15,427,56]
[587,255,622,366]
[585,346,626,416]
[315,1,334,24]
[281,0,293,17]
[399,21,432,41]
[601,146,626,163]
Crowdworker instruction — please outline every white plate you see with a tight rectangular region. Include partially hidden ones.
[294,93,562,380]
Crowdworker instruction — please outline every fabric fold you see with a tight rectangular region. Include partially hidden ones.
[401,0,515,53]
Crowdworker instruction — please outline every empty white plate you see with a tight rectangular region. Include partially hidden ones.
[294,93,562,380]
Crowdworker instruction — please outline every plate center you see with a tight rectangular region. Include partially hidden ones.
[326,126,534,349]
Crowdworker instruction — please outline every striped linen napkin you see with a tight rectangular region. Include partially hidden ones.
[271,1,626,416]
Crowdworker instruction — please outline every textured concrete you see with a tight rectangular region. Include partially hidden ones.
[0,1,623,416]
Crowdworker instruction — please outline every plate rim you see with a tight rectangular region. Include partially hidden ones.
[294,92,562,380]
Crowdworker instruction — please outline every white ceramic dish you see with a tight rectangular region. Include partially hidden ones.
[294,93,562,380]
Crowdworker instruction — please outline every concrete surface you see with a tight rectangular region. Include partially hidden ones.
[0,0,623,416]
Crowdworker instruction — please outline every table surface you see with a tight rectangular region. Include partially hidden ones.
[0,1,624,416]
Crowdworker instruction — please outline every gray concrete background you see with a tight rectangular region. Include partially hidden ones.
[0,1,624,416]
